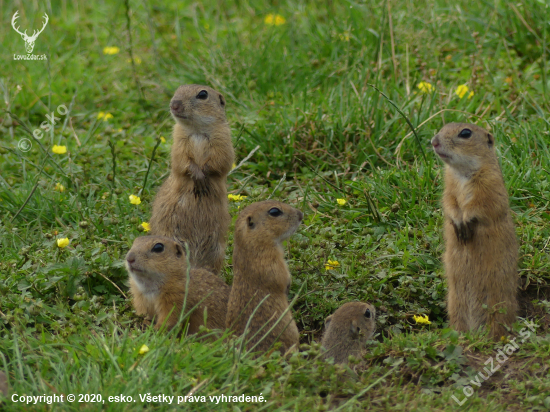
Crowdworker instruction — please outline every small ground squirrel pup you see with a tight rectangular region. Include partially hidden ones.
[226,201,303,354]
[432,123,518,338]
[126,236,230,333]
[149,84,235,275]
[321,302,376,364]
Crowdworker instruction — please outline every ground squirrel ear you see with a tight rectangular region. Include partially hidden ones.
[247,216,255,229]
[325,315,333,328]
[487,133,494,147]
[175,243,183,258]
[219,94,225,108]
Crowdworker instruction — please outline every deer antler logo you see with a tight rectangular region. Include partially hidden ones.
[11,11,49,54]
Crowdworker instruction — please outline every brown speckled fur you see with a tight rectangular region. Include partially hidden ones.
[126,236,230,333]
[149,85,234,275]
[226,201,303,354]
[321,302,376,364]
[432,123,518,339]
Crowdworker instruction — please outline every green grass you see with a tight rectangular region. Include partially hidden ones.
[1,0,550,410]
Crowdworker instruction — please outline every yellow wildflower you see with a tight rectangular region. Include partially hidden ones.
[127,56,142,65]
[129,195,141,205]
[505,77,513,85]
[141,222,150,232]
[97,112,113,121]
[138,344,149,355]
[325,260,340,270]
[337,198,347,206]
[160,136,166,143]
[417,82,434,94]
[228,194,247,201]
[54,183,65,192]
[455,84,474,99]
[57,238,70,248]
[413,315,431,325]
[52,145,67,154]
[264,13,286,26]
[339,32,350,42]
[103,46,120,55]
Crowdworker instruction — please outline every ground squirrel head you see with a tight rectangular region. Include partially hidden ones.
[126,236,186,295]
[170,84,227,129]
[431,123,496,177]
[234,200,303,249]
[325,302,376,341]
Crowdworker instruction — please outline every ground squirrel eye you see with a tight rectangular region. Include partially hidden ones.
[364,308,371,318]
[196,90,208,100]
[268,207,283,217]
[151,243,164,253]
[458,129,472,138]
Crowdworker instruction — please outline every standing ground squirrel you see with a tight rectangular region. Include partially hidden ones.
[149,84,235,275]
[226,200,303,354]
[126,235,230,333]
[432,123,518,338]
[321,302,376,364]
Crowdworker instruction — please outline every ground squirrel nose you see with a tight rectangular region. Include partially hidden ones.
[297,210,304,221]
[126,251,136,263]
[170,100,182,111]
[431,135,440,147]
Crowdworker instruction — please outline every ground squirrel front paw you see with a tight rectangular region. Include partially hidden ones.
[189,162,206,181]
[193,179,210,197]
[452,217,478,243]
[188,163,210,196]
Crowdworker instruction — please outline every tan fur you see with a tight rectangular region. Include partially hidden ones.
[0,371,7,397]
[149,84,235,275]
[226,201,303,353]
[321,302,376,364]
[126,236,230,333]
[432,123,518,339]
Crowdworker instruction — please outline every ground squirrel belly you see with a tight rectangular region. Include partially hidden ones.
[226,201,303,354]
[432,123,518,339]
[149,85,235,275]
[126,235,230,333]
[321,302,376,364]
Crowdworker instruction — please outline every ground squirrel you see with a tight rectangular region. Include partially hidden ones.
[149,84,235,275]
[126,235,230,333]
[226,200,303,354]
[321,302,376,364]
[431,123,518,338]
